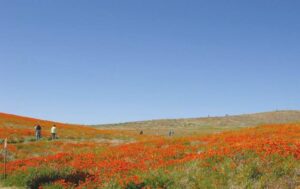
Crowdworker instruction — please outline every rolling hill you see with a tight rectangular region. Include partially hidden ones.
[1,111,300,188]
[2,110,300,138]
[0,112,133,142]
[94,110,300,135]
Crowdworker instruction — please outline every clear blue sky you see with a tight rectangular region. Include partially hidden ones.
[0,1,300,124]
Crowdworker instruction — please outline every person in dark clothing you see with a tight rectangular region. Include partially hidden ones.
[168,130,175,136]
[140,130,143,135]
[35,124,42,140]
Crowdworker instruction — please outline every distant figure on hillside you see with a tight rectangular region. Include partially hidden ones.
[168,130,175,136]
[34,124,42,140]
[140,130,143,135]
[51,125,57,140]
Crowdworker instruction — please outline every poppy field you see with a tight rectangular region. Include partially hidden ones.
[0,113,300,188]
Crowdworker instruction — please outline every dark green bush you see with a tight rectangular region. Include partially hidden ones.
[3,166,89,189]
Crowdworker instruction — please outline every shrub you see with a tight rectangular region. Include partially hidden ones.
[3,166,89,189]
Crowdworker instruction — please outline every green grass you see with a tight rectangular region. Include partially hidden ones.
[2,166,88,189]
[105,152,300,189]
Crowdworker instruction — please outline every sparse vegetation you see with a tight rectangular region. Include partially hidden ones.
[94,110,300,136]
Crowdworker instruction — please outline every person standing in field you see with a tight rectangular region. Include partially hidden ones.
[51,125,57,140]
[34,124,42,141]
[168,130,175,136]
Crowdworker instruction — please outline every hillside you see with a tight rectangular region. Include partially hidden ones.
[0,112,138,162]
[2,111,300,138]
[0,111,300,188]
[0,112,134,143]
[94,110,300,135]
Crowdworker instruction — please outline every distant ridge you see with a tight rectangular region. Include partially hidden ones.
[94,110,300,129]
[2,110,300,136]
[2,110,300,130]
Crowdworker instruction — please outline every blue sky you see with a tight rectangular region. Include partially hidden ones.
[0,1,300,124]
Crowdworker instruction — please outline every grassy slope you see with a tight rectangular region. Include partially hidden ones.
[0,111,300,188]
[0,112,137,150]
[94,110,300,135]
[0,113,140,163]
[2,124,300,188]
[2,110,300,137]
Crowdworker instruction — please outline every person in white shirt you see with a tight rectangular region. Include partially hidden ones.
[51,125,57,140]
